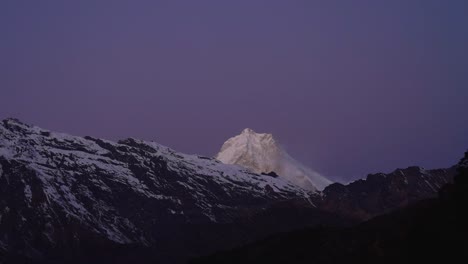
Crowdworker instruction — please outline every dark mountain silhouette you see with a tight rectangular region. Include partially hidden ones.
[192,151,468,264]
[315,166,456,220]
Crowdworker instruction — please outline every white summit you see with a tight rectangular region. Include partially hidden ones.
[216,128,332,191]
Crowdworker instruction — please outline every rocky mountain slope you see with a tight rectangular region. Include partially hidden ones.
[0,118,341,264]
[0,119,458,263]
[192,151,468,264]
[315,166,456,220]
[216,128,332,191]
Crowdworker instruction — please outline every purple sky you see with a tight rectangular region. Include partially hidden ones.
[1,0,467,182]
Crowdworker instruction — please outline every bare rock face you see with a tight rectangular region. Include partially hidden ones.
[216,128,332,191]
[315,166,456,220]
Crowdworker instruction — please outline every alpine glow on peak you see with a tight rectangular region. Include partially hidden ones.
[216,128,333,191]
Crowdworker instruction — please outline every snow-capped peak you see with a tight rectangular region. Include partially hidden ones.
[216,129,332,191]
[241,128,259,134]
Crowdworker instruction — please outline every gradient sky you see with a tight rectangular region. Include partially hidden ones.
[1,0,467,182]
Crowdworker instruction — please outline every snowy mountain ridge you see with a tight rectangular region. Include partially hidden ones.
[216,128,332,191]
[0,119,457,263]
[0,118,315,260]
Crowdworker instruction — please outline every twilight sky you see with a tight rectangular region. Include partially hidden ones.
[1,0,467,182]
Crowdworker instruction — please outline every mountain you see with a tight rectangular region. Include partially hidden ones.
[315,166,456,220]
[216,128,332,191]
[215,129,455,220]
[0,118,458,263]
[191,152,468,264]
[0,118,345,264]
